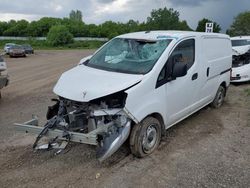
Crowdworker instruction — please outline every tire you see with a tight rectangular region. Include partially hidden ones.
[130,116,162,158]
[211,85,226,108]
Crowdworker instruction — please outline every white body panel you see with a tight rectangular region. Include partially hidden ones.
[231,36,250,83]
[53,65,143,102]
[231,64,250,82]
[232,45,250,55]
[125,32,231,127]
[54,31,232,129]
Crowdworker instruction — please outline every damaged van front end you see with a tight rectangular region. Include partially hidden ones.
[15,91,135,162]
[15,65,142,161]
[231,37,250,82]
[14,35,172,161]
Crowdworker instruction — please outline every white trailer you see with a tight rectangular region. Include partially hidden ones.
[15,31,232,161]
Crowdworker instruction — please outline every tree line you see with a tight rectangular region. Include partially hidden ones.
[0,7,249,40]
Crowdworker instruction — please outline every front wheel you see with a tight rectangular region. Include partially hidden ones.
[130,117,162,158]
[211,86,226,108]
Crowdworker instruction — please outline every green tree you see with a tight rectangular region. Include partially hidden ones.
[0,21,9,36]
[145,7,191,31]
[196,18,221,33]
[227,11,250,36]
[99,21,119,38]
[26,21,39,37]
[15,20,29,36]
[62,18,86,37]
[69,10,83,22]
[35,17,62,37]
[86,24,100,37]
[126,19,140,32]
[2,20,17,36]
[178,20,192,31]
[47,25,73,46]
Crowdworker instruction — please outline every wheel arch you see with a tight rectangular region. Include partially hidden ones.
[220,81,227,96]
[130,112,165,136]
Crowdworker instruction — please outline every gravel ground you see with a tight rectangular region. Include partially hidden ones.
[0,50,249,188]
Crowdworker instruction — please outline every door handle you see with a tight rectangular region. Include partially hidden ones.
[192,73,198,80]
[207,67,210,77]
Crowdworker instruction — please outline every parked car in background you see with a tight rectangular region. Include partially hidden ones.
[22,44,34,54]
[9,45,26,57]
[4,43,16,54]
[0,56,9,98]
[230,36,250,83]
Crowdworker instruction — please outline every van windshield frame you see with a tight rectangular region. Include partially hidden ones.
[85,38,172,74]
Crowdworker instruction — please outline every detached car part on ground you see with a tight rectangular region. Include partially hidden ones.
[230,36,250,83]
[0,56,9,98]
[15,31,232,161]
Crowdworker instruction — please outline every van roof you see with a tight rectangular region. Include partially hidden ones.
[231,36,250,40]
[117,31,229,41]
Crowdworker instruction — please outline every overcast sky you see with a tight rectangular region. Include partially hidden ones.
[0,0,249,32]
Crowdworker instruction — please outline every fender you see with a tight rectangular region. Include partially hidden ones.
[125,88,167,125]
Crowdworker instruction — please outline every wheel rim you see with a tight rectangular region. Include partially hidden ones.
[217,89,224,107]
[142,124,157,153]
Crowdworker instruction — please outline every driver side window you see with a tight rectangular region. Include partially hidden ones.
[156,39,195,88]
[171,39,195,69]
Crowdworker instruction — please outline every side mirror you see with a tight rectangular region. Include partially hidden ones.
[172,62,187,78]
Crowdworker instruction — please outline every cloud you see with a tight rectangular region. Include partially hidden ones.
[0,0,249,32]
[174,0,250,31]
[0,13,41,22]
[168,0,215,7]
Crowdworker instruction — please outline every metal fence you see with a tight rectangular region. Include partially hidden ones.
[0,36,108,41]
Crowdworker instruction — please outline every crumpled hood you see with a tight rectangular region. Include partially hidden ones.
[53,65,143,102]
[232,46,250,56]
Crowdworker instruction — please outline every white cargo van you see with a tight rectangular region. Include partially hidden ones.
[15,31,232,161]
[230,36,250,82]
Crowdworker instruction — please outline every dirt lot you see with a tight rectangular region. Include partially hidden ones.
[0,50,249,188]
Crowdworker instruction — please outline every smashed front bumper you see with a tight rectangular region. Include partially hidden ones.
[14,114,131,162]
[14,117,98,145]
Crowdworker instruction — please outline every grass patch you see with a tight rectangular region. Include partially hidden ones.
[0,39,105,50]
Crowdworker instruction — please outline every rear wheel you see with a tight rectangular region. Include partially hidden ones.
[211,85,226,108]
[130,117,161,158]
